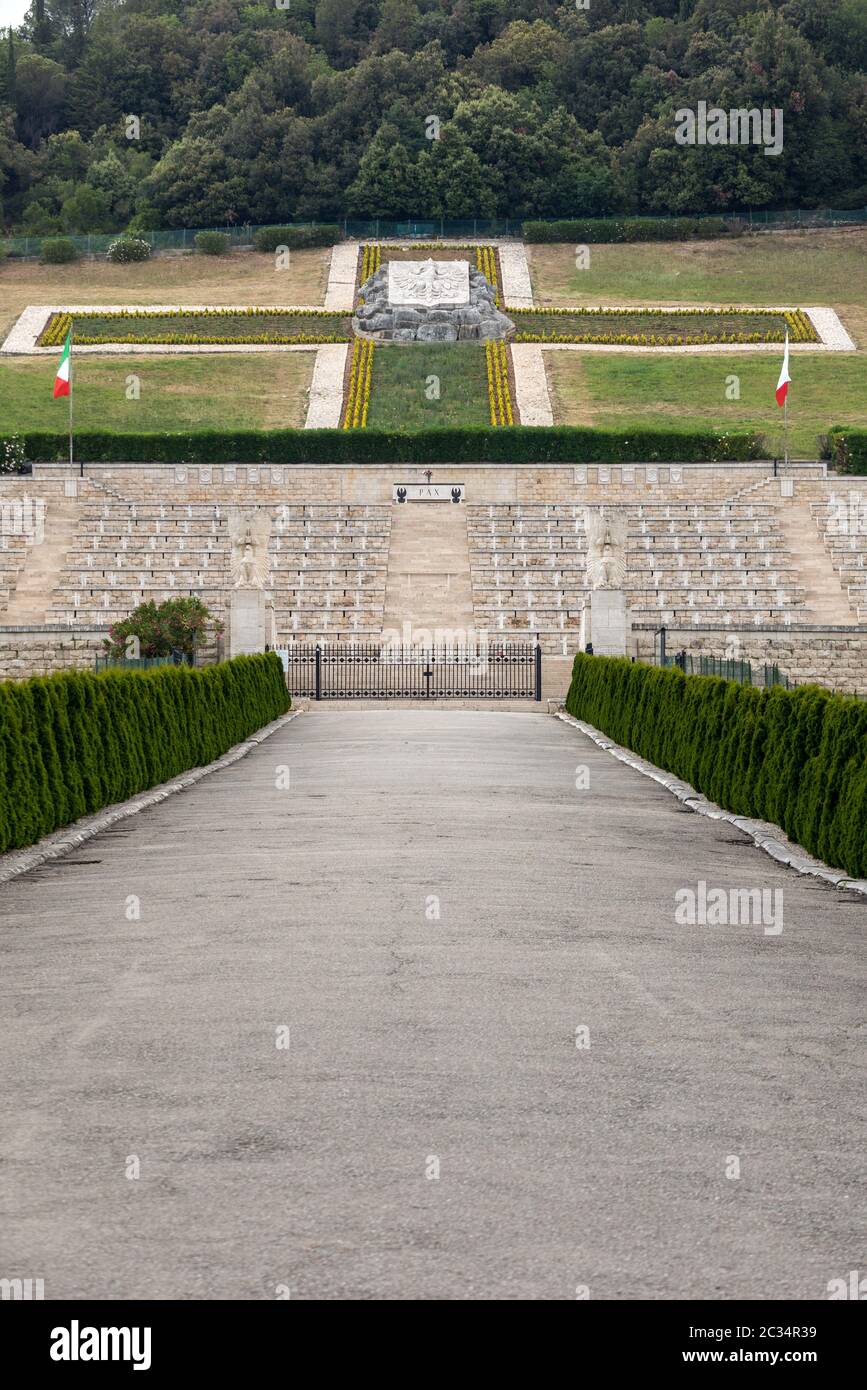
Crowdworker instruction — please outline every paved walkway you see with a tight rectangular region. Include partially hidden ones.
[0,710,863,1300]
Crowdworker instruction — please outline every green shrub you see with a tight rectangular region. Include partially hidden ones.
[829,428,867,474]
[41,236,79,264]
[107,237,152,263]
[8,425,768,466]
[522,217,730,243]
[564,654,867,879]
[0,655,289,854]
[253,224,342,252]
[105,597,221,660]
[194,230,230,256]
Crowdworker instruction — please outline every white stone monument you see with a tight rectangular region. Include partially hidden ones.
[387,258,469,307]
[580,506,630,657]
[227,506,274,656]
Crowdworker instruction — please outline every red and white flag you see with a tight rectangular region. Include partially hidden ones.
[53,327,72,398]
[775,332,790,407]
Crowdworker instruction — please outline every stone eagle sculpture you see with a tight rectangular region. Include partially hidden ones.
[228,506,271,589]
[584,506,628,590]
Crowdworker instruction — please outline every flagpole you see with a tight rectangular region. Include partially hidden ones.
[783,391,788,467]
[68,333,75,475]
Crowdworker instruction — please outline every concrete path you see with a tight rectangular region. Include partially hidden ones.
[0,709,864,1300]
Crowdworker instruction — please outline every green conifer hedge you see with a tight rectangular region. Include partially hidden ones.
[565,654,867,879]
[7,425,768,465]
[0,654,289,855]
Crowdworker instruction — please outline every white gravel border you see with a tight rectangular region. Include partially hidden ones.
[499,244,534,309]
[510,343,553,425]
[2,298,855,360]
[0,305,339,355]
[0,707,303,886]
[324,243,361,310]
[556,709,867,896]
[304,343,349,429]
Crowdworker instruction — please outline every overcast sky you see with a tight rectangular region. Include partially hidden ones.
[0,1,31,28]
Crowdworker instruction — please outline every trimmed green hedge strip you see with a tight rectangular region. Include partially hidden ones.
[565,654,867,879]
[8,426,768,465]
[830,428,867,475]
[0,654,289,855]
[523,217,730,243]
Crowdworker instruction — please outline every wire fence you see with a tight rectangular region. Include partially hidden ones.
[662,651,792,688]
[4,207,866,258]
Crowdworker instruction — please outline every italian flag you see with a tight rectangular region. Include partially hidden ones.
[53,327,72,398]
[775,332,791,407]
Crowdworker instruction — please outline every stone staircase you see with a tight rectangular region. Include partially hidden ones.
[382,503,476,642]
[3,494,81,624]
[773,496,856,624]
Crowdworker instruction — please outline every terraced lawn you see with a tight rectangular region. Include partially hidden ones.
[0,247,332,343]
[0,353,315,431]
[546,351,867,457]
[365,343,491,429]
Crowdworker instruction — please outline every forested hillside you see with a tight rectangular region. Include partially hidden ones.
[1,0,865,233]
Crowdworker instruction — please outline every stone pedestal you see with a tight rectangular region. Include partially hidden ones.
[229,588,274,657]
[580,589,628,657]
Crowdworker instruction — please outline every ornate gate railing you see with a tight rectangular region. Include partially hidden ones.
[279,643,542,700]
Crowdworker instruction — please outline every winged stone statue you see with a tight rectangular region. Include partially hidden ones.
[584,506,628,590]
[228,506,272,589]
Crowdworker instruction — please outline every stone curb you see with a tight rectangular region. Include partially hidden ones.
[0,707,302,886]
[554,708,867,897]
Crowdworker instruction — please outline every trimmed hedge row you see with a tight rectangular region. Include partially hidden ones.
[253,224,342,251]
[830,428,867,475]
[0,654,289,855]
[523,217,730,243]
[9,426,768,466]
[565,654,867,879]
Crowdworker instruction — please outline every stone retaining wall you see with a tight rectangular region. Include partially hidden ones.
[632,627,867,694]
[0,631,105,680]
[29,461,823,505]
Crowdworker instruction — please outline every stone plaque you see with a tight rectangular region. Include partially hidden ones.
[388,258,469,307]
[393,483,464,503]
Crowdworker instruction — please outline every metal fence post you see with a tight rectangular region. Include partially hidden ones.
[315,643,322,701]
[534,643,542,702]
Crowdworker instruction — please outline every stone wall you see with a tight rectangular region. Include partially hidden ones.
[30,460,824,506]
[632,626,867,695]
[0,630,106,680]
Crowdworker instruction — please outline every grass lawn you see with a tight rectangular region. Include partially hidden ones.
[546,351,867,457]
[0,353,315,432]
[527,229,867,348]
[365,343,491,429]
[0,247,331,342]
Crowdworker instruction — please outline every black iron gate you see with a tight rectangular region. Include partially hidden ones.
[281,643,541,700]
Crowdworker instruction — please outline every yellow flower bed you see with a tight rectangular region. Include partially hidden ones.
[360,242,382,283]
[475,246,500,307]
[342,338,374,429]
[36,306,350,348]
[485,340,513,426]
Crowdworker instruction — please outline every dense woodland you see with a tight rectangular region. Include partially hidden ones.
[1,0,865,233]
